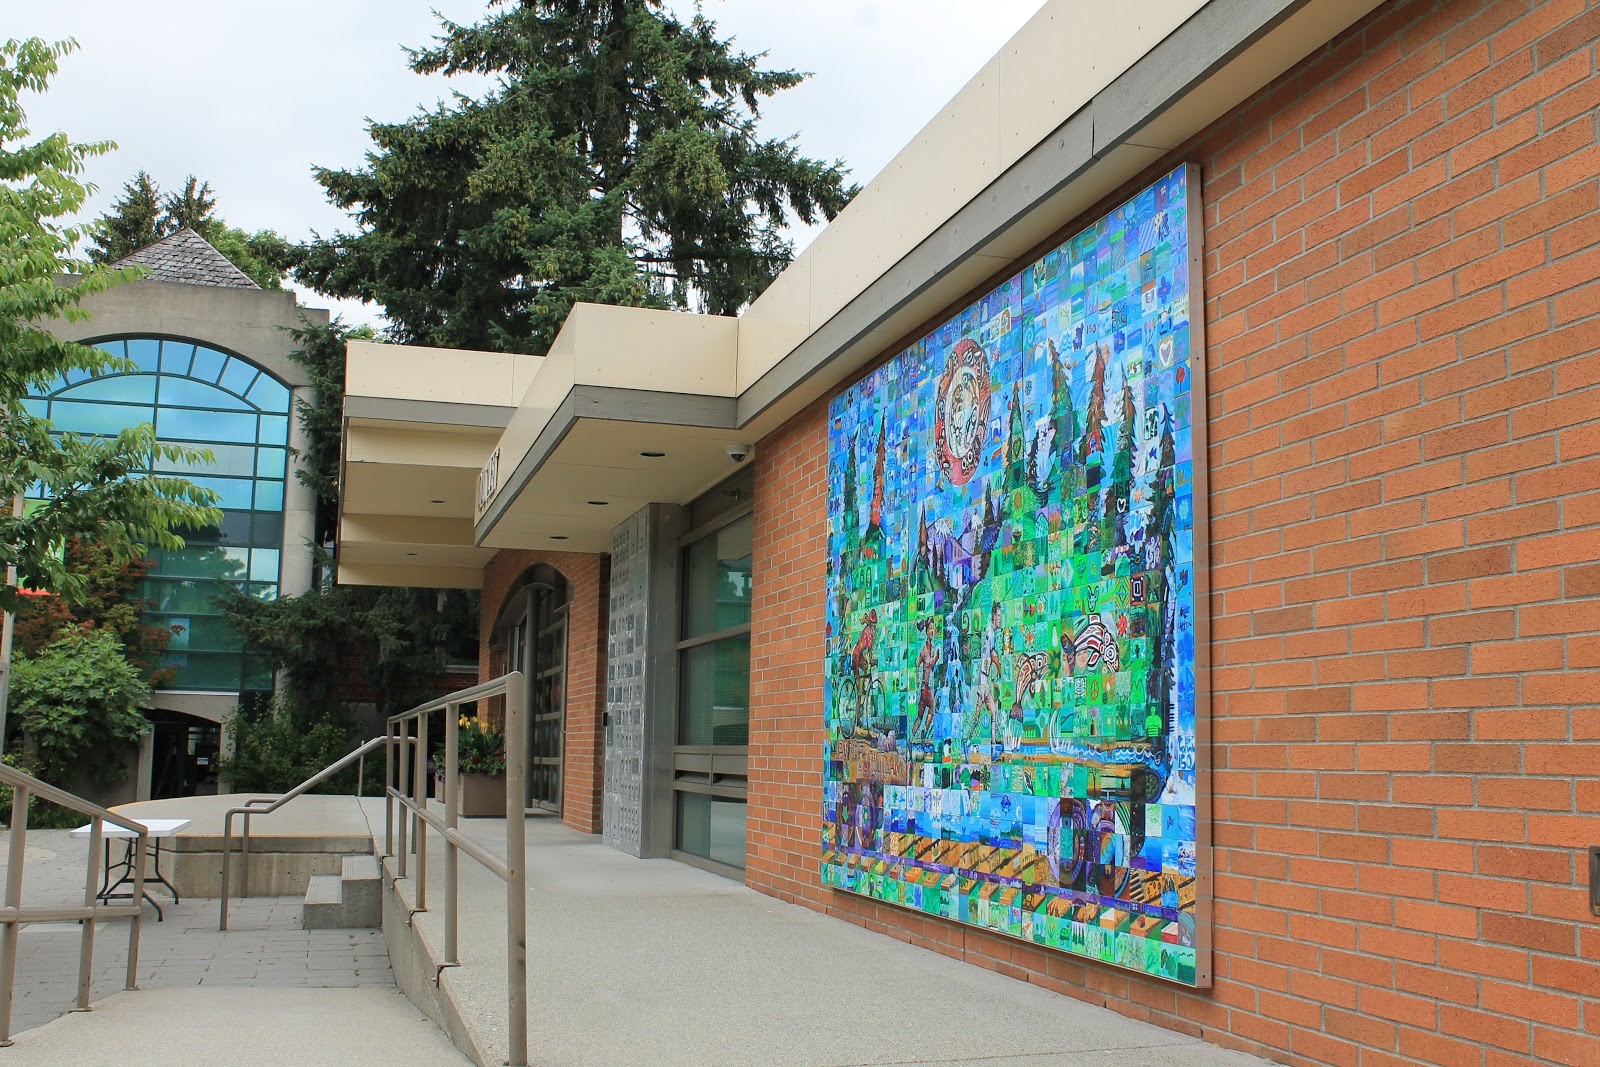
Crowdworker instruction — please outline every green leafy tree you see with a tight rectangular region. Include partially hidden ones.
[297,0,856,353]
[0,37,222,616]
[13,538,179,684]
[11,627,150,789]
[86,169,162,262]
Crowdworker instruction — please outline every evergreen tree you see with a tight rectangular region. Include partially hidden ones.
[90,170,293,288]
[162,174,217,232]
[86,170,162,263]
[296,0,856,353]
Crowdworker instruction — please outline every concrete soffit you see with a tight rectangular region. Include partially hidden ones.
[462,0,1384,549]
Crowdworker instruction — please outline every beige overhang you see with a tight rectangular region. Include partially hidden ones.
[337,340,542,587]
[346,0,1389,570]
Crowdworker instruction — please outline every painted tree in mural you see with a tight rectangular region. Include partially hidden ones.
[296,0,857,353]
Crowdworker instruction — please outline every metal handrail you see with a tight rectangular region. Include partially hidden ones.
[218,734,390,930]
[0,764,149,1045]
[386,671,527,1067]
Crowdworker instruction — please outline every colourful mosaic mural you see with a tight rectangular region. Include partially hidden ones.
[822,166,1207,986]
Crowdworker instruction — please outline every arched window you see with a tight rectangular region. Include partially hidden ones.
[23,337,292,694]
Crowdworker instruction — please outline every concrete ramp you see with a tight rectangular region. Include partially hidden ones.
[0,987,470,1066]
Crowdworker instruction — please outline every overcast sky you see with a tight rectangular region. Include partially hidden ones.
[8,1,1044,327]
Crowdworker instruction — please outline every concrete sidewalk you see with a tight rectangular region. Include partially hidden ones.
[384,805,1276,1067]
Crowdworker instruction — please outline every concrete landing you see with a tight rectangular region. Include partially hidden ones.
[112,793,376,897]
[0,987,470,1065]
[384,809,1277,1067]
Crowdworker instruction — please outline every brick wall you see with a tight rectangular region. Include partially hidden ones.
[480,549,610,834]
[748,1,1600,1065]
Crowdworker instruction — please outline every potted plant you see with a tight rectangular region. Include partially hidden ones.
[436,714,508,818]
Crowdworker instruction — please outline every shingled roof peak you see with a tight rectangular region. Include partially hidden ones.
[111,226,261,290]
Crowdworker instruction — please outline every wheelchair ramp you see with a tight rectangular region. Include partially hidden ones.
[0,986,471,1065]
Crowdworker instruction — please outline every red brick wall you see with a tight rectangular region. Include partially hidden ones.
[748,2,1600,1065]
[480,549,609,834]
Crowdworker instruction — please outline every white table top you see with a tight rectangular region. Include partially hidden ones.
[70,818,191,840]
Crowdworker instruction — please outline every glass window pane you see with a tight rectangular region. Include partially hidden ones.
[180,475,253,511]
[159,341,195,374]
[251,512,283,548]
[219,358,259,398]
[677,635,749,746]
[255,447,286,478]
[20,398,46,418]
[218,511,253,545]
[260,414,288,446]
[51,400,147,436]
[246,375,291,414]
[158,376,251,410]
[674,793,746,869]
[142,578,225,614]
[156,407,257,443]
[165,652,243,691]
[126,339,160,372]
[249,549,280,583]
[153,441,255,478]
[681,516,753,637]
[190,345,226,383]
[58,376,156,404]
[254,480,284,511]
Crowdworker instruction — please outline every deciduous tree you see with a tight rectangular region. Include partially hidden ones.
[0,37,221,616]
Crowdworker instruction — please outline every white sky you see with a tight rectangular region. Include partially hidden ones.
[7,1,1044,328]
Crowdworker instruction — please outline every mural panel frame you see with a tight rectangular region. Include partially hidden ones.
[821,164,1210,987]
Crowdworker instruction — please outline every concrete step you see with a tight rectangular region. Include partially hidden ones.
[301,853,381,929]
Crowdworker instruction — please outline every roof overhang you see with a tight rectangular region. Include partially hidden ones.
[337,341,539,587]
[346,0,1388,570]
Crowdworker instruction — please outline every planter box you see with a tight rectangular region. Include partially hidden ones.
[456,772,507,818]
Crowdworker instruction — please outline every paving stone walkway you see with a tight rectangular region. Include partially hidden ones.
[0,830,392,1037]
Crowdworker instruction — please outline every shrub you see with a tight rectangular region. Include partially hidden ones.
[216,700,371,794]
[11,627,149,791]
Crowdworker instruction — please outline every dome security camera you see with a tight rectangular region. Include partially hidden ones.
[725,442,754,464]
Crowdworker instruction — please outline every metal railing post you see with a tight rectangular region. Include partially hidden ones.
[0,784,29,1045]
[397,730,410,879]
[444,700,459,965]
[504,675,528,1067]
[75,817,103,1010]
[240,811,252,899]
[414,710,428,912]
[384,722,394,859]
[219,810,234,931]
[128,829,146,987]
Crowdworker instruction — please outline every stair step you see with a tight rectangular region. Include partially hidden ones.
[342,854,380,882]
[303,874,344,907]
[302,855,382,930]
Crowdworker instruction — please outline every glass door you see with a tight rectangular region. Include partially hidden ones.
[527,591,567,812]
